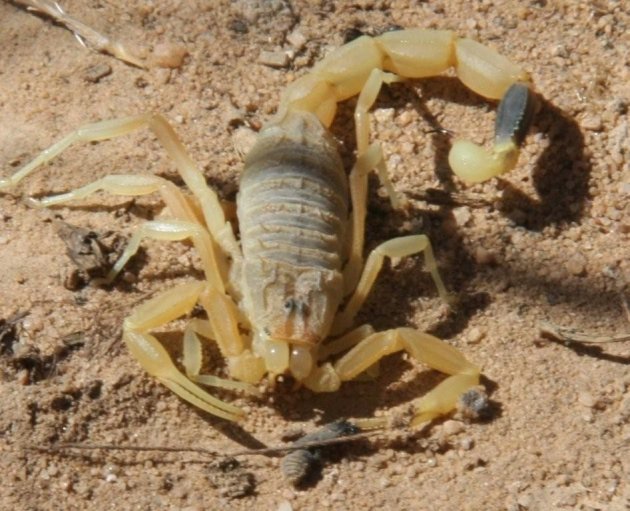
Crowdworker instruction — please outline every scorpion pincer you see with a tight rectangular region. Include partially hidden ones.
[0,29,536,426]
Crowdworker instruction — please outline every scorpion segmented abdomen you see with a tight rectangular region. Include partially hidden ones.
[238,116,348,271]
[236,111,349,343]
[239,165,346,269]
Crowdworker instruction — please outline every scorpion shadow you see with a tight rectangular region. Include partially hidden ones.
[347,76,594,336]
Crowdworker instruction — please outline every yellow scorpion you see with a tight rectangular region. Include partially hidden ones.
[1,29,536,425]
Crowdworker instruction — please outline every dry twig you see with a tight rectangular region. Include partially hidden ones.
[539,321,630,344]
[11,0,145,67]
[30,427,382,460]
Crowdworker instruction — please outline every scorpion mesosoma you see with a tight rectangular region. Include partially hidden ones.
[1,29,536,425]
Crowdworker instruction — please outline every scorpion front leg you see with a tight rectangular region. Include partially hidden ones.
[122,282,245,421]
[335,328,480,428]
[123,280,264,422]
[305,325,479,428]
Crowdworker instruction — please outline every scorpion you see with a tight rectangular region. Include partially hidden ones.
[1,29,536,426]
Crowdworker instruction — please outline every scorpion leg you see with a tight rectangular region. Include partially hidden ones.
[182,319,261,395]
[354,68,405,209]
[104,219,263,375]
[334,234,449,335]
[27,174,203,223]
[343,69,408,293]
[333,328,480,428]
[26,175,203,225]
[196,286,266,384]
[318,324,376,362]
[0,114,240,260]
[345,143,406,293]
[122,281,244,421]
[10,170,231,289]
[344,144,383,294]
[101,219,226,292]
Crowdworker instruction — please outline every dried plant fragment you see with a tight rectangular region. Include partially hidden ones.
[12,0,145,68]
[539,322,630,344]
[281,419,360,486]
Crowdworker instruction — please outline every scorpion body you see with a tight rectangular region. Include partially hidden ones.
[238,112,348,380]
[0,29,536,425]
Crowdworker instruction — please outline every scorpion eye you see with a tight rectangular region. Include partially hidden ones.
[283,298,309,316]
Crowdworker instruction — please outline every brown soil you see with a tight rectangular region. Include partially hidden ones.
[1,1,628,510]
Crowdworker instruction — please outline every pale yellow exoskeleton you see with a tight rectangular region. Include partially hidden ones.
[1,29,536,426]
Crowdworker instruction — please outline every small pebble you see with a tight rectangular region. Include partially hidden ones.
[258,50,290,68]
[155,68,171,85]
[400,141,414,154]
[405,465,419,478]
[373,108,395,124]
[466,327,485,344]
[84,63,112,83]
[580,114,603,131]
[379,476,392,489]
[577,391,596,408]
[459,437,474,450]
[286,30,307,50]
[442,420,465,437]
[152,43,188,68]
[452,206,472,227]
[229,18,249,34]
[277,500,293,511]
[565,252,587,276]
[397,110,413,127]
[472,246,497,265]
[517,493,532,509]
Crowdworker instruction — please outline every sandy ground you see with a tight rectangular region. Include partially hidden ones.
[0,1,629,510]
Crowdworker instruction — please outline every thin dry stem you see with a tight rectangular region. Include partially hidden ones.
[539,321,630,344]
[11,0,145,68]
[30,428,383,459]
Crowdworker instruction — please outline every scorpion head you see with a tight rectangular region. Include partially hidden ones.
[250,295,322,382]
[243,264,344,382]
